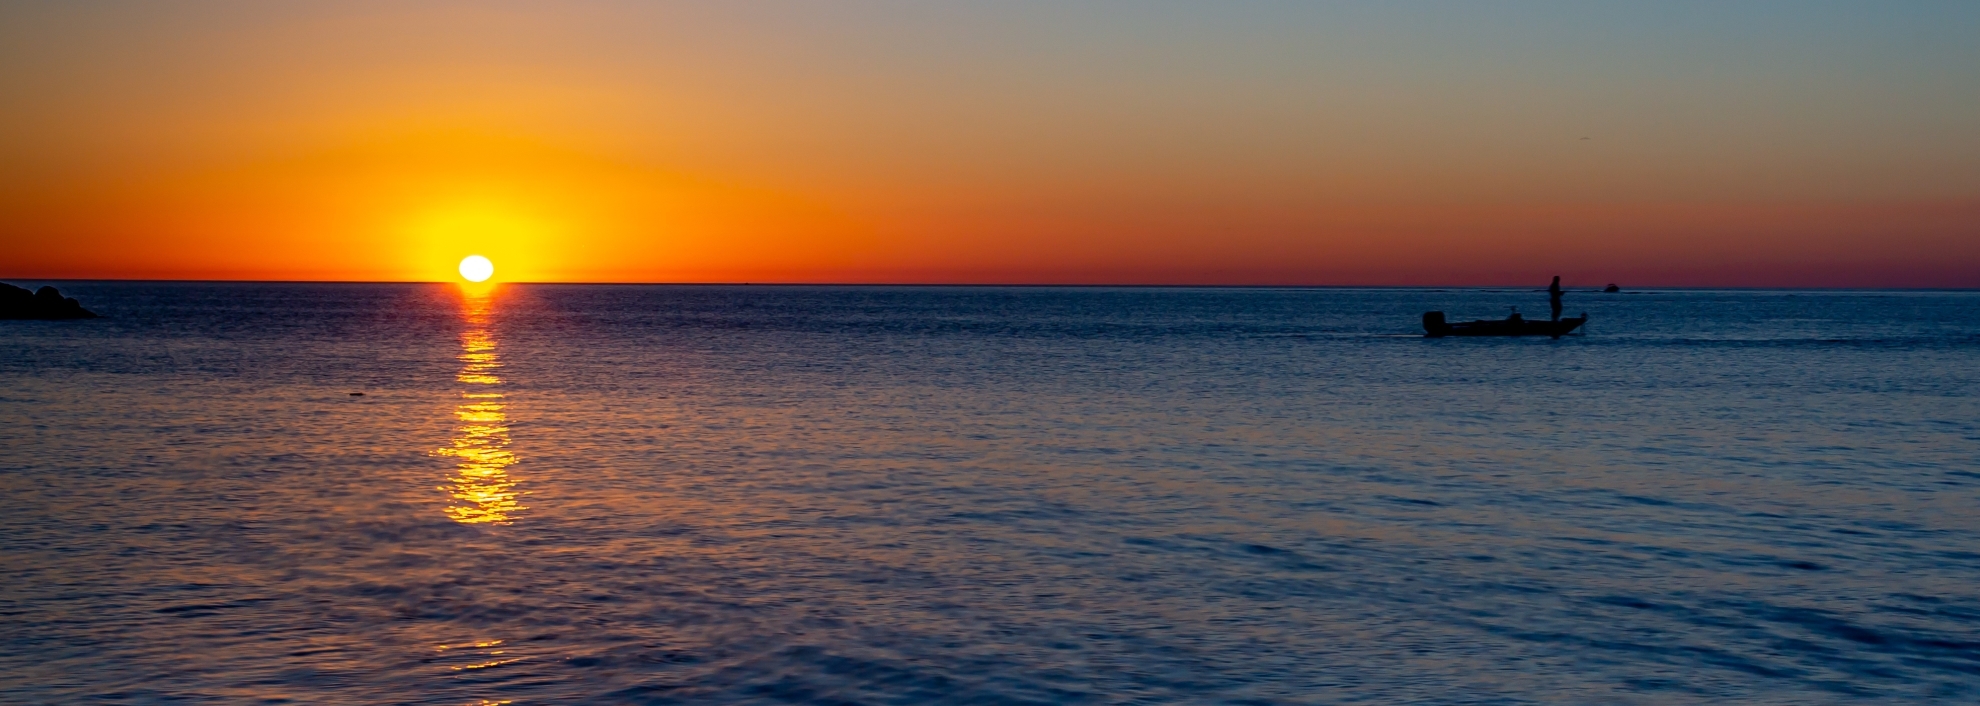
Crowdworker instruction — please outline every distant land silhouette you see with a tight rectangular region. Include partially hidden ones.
[1,283,97,319]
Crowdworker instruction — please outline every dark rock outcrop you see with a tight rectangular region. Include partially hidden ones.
[1,283,98,319]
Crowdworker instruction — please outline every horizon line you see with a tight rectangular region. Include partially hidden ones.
[6,277,1976,292]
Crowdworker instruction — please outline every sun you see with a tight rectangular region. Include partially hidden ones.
[458,255,495,282]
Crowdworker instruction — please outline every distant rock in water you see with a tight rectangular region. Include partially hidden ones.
[1,283,98,319]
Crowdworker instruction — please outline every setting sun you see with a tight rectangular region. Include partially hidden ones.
[458,255,494,282]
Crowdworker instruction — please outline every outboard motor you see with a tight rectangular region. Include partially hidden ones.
[1422,311,1450,337]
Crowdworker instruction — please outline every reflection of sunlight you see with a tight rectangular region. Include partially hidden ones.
[456,279,498,299]
[435,288,526,524]
[434,639,522,704]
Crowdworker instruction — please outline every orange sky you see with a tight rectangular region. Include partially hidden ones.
[3,2,1977,287]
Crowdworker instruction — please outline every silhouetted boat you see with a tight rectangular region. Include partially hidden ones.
[1423,311,1585,338]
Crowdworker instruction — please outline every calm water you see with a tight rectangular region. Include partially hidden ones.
[4,283,1978,705]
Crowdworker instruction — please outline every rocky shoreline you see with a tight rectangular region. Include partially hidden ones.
[1,283,98,319]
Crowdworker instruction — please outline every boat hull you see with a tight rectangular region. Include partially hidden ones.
[1423,311,1585,338]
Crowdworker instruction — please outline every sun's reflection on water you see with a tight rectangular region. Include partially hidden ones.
[436,288,526,524]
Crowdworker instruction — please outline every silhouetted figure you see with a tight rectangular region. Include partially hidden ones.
[1547,276,1564,321]
[1507,307,1523,324]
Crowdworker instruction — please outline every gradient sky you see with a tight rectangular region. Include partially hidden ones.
[3,1,1977,286]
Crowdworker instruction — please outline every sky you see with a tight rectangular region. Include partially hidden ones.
[2,1,1977,286]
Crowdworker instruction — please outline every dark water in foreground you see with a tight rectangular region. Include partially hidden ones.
[4,283,1979,704]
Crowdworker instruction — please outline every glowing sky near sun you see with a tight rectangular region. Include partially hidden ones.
[2,1,1977,286]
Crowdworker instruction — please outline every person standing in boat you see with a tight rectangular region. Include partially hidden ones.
[1548,276,1564,321]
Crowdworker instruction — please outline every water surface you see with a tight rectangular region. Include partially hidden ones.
[3,284,1978,704]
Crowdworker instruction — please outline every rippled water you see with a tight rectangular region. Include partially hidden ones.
[4,283,1978,704]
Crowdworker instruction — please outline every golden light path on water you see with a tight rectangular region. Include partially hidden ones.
[436,287,526,524]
